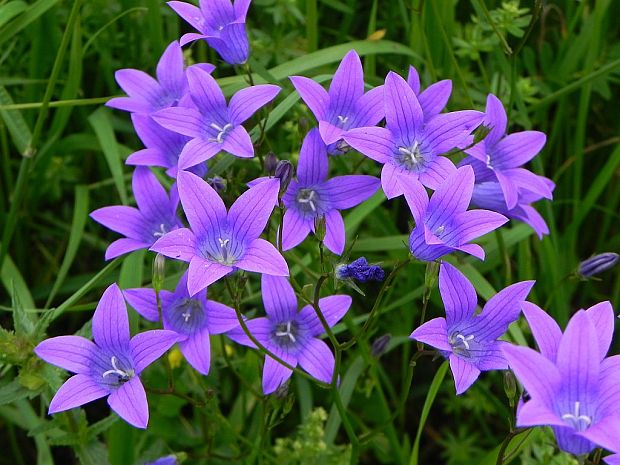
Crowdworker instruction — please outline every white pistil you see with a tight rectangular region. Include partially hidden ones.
[218,238,230,263]
[562,401,592,431]
[209,122,233,143]
[337,115,349,126]
[434,225,445,236]
[275,321,296,343]
[398,141,423,166]
[298,190,317,212]
[485,154,493,169]
[182,310,192,322]
[455,334,474,350]
[102,356,132,380]
[153,223,167,238]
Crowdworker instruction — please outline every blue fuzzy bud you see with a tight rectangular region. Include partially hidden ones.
[336,257,385,282]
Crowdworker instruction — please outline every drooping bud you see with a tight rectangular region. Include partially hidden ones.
[274,160,294,193]
[335,257,385,282]
[152,254,166,293]
[207,176,227,193]
[264,151,277,176]
[371,333,391,358]
[314,215,326,242]
[578,253,619,279]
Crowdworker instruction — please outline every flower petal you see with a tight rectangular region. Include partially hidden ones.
[578,416,620,455]
[130,329,179,374]
[113,69,161,109]
[177,171,227,238]
[228,84,280,125]
[409,317,451,351]
[205,300,240,334]
[297,338,335,384]
[343,126,393,163]
[262,347,296,395]
[426,165,474,230]
[222,125,254,158]
[235,238,289,277]
[228,178,279,244]
[132,167,173,221]
[90,206,146,240]
[384,71,423,140]
[167,1,204,30]
[93,284,131,352]
[483,94,507,147]
[48,374,109,414]
[107,377,149,429]
[281,209,312,251]
[493,131,546,170]
[418,79,451,118]
[226,317,271,348]
[35,336,98,374]
[187,256,232,295]
[424,110,484,155]
[399,175,428,225]
[517,399,564,428]
[439,263,477,327]
[585,301,615,360]
[156,41,185,98]
[297,295,352,337]
[186,66,227,116]
[297,128,328,185]
[406,65,420,94]
[179,326,211,375]
[449,354,481,395]
[289,75,329,121]
[261,274,298,322]
[105,238,150,260]
[323,209,345,255]
[323,175,380,210]
[328,50,364,116]
[521,302,561,361]
[122,288,161,322]
[417,155,457,190]
[178,138,222,169]
[150,228,197,262]
[352,85,384,127]
[381,163,409,199]
[452,209,508,244]
[152,107,205,138]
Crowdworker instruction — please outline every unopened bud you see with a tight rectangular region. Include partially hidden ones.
[153,254,166,293]
[274,160,294,193]
[314,215,326,242]
[207,176,227,193]
[578,253,619,279]
[504,370,517,408]
[473,124,491,145]
[371,333,391,358]
[336,257,385,282]
[264,152,277,176]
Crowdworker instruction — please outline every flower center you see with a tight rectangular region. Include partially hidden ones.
[208,122,233,143]
[397,141,424,169]
[434,225,445,236]
[336,115,349,127]
[296,188,320,214]
[273,321,299,347]
[561,401,592,432]
[449,332,475,357]
[153,223,168,238]
[485,154,493,170]
[213,237,235,265]
[102,356,134,385]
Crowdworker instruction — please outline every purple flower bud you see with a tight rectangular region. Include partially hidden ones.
[274,160,294,192]
[578,253,619,278]
[264,152,277,176]
[371,334,391,358]
[147,456,178,465]
[336,257,385,282]
[207,176,227,193]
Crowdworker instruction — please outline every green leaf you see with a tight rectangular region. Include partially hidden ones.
[0,379,35,406]
[0,85,32,154]
[0,2,27,30]
[0,0,59,47]
[1,252,35,311]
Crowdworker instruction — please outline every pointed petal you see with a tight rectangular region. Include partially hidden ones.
[453,209,508,243]
[229,84,280,125]
[48,374,109,414]
[381,163,408,199]
[35,336,97,374]
[494,169,519,210]
[343,126,393,163]
[178,138,221,169]
[114,69,161,109]
[262,347,296,394]
[289,75,329,120]
[504,168,554,200]
[207,22,249,65]
[281,209,312,251]
[579,416,620,454]
[385,71,423,139]
[449,354,481,395]
[167,1,204,30]
[226,317,271,348]
[439,263,477,327]
[126,148,170,169]
[222,125,254,158]
[352,85,385,127]
[179,32,207,46]
[150,228,196,262]
[475,340,510,371]
[261,274,298,322]
[228,178,279,243]
[205,300,240,334]
[297,128,328,184]
[186,66,227,115]
[130,329,179,374]
[426,165,474,231]
[585,301,614,360]
[329,50,364,114]
[424,110,484,155]
[483,94,507,147]
[399,175,428,224]
[318,120,345,145]
[493,131,546,170]
[517,399,565,428]
[188,256,232,295]
[106,96,151,113]
[298,295,352,337]
[406,65,420,94]
[179,327,211,375]
[107,377,149,429]
[514,205,549,239]
[156,41,185,97]
[122,288,160,322]
[234,0,251,18]
[177,171,227,237]
[132,167,172,220]
[152,107,204,137]
[105,238,149,260]
[235,238,289,276]
[297,338,335,384]
[521,302,561,361]
[409,317,451,351]
[90,206,146,240]
[93,284,130,352]
[418,80,451,117]
[456,243,486,260]
[324,209,345,255]
[323,175,380,210]
[417,155,457,190]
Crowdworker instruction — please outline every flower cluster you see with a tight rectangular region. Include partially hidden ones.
[33,1,619,463]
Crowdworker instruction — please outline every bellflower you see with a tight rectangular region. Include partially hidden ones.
[410,263,534,394]
[281,129,380,254]
[289,50,384,155]
[124,272,240,375]
[227,275,352,394]
[147,456,178,465]
[343,71,484,198]
[503,308,620,456]
[90,167,182,260]
[151,171,288,295]
[107,40,215,114]
[401,165,508,262]
[152,67,280,169]
[34,284,179,428]
[127,114,205,178]
[406,65,452,121]
[470,181,553,239]
[459,94,551,209]
[168,0,251,65]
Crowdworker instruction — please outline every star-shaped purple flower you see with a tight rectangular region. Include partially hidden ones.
[107,40,215,115]
[152,67,280,169]
[343,71,484,198]
[90,167,183,260]
[289,50,384,155]
[460,94,552,209]
[228,275,352,394]
[410,263,534,394]
[151,171,288,295]
[406,65,452,121]
[281,128,380,254]
[34,284,179,428]
[168,0,251,65]
[400,165,508,262]
[503,307,620,456]
[124,271,239,375]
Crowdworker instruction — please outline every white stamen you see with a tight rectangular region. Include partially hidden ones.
[182,311,192,322]
[102,356,132,380]
[208,122,233,143]
[435,225,445,236]
[486,154,493,169]
[337,115,349,125]
[455,334,474,350]
[298,190,317,212]
[561,401,592,431]
[398,141,423,166]
[153,223,167,238]
[275,321,296,343]
[218,237,230,263]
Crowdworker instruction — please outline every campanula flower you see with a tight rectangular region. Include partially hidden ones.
[34,284,179,428]
[227,275,351,394]
[335,257,384,282]
[168,0,251,65]
[410,263,534,394]
[406,65,452,121]
[343,71,484,198]
[151,172,288,295]
[289,50,385,155]
[459,94,551,209]
[124,271,240,375]
[578,253,620,279]
[107,40,215,114]
[401,165,508,262]
[503,307,620,456]
[147,456,178,465]
[90,167,183,260]
[281,129,380,254]
[153,67,280,169]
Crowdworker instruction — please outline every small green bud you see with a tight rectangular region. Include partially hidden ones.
[314,215,326,242]
[153,254,166,293]
[504,370,517,407]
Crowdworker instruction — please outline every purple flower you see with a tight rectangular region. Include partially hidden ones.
[459,94,552,209]
[168,0,251,65]
[578,253,620,279]
[90,167,183,260]
[124,272,239,375]
[228,275,351,394]
[470,181,553,239]
[151,171,288,295]
[152,67,280,169]
[126,114,206,178]
[406,65,452,121]
[281,129,380,254]
[289,50,384,155]
[401,165,508,262]
[107,40,215,114]
[343,71,484,199]
[147,456,178,465]
[335,257,384,282]
[504,305,620,455]
[34,284,179,428]
[410,263,534,394]
[606,455,620,465]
